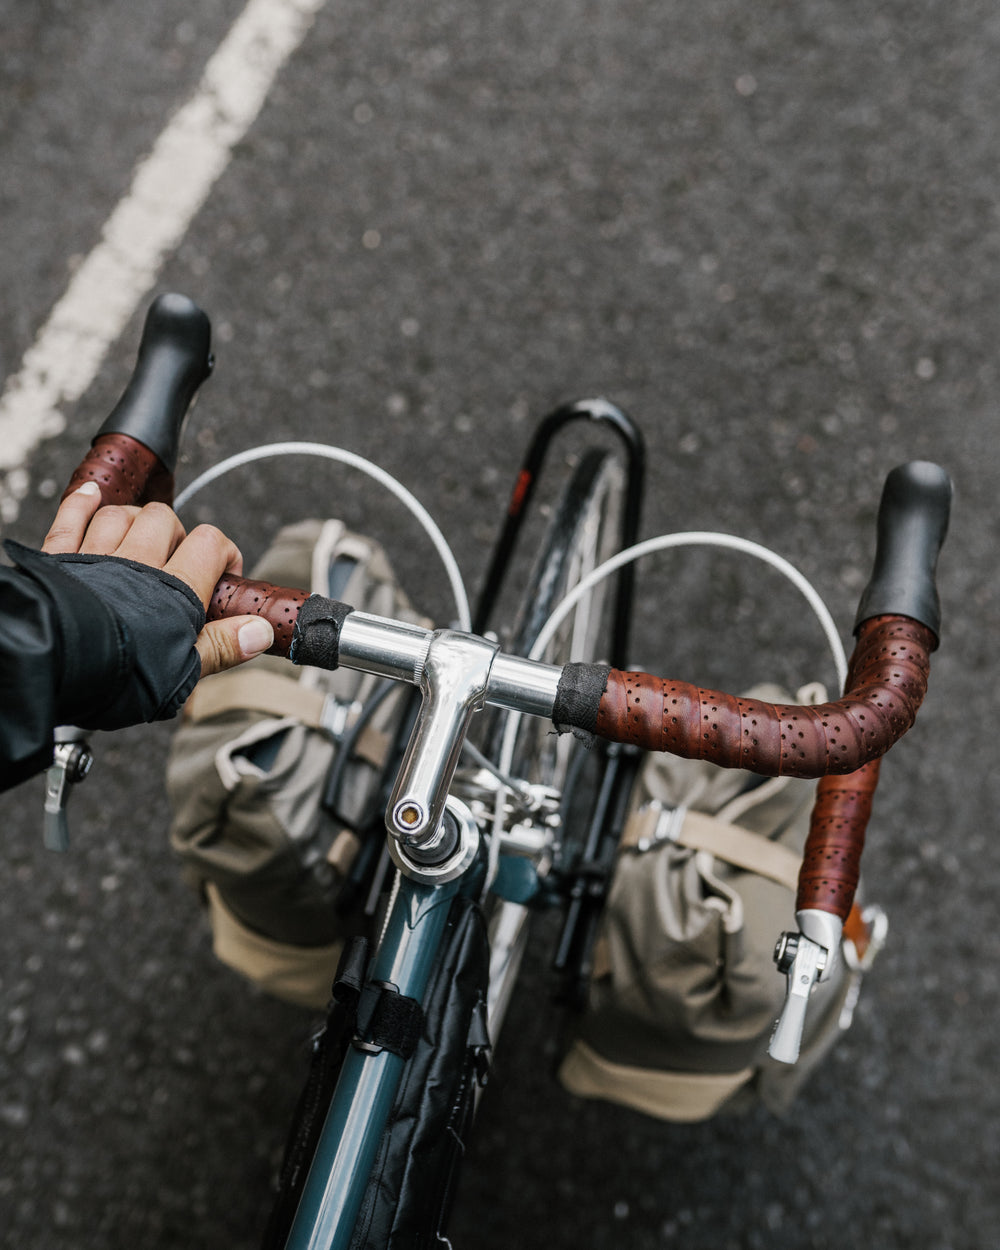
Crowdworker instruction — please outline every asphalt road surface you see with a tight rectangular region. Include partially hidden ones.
[1,2,997,1248]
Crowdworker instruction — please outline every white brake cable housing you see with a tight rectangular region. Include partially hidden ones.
[529,531,847,686]
[175,442,471,630]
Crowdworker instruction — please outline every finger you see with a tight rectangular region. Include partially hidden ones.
[195,616,274,677]
[42,482,105,553]
[77,504,143,555]
[164,524,244,608]
[111,501,187,566]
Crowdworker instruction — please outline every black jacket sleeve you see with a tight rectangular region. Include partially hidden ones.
[1,541,206,793]
[0,563,82,791]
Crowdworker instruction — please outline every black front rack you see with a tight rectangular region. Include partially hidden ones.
[471,398,646,670]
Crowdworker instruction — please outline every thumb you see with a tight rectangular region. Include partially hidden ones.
[195,615,275,677]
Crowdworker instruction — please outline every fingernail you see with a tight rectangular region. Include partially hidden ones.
[238,618,274,657]
[74,481,101,496]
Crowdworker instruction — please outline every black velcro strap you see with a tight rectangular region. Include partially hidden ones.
[288,594,354,670]
[328,939,424,1059]
[551,661,611,735]
[354,982,425,1060]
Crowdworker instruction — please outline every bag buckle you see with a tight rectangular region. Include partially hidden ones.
[634,801,688,853]
[320,695,363,738]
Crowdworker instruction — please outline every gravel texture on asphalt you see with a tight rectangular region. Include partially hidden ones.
[1,2,996,1247]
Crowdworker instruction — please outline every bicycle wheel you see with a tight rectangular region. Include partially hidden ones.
[506,446,626,778]
[482,447,628,1029]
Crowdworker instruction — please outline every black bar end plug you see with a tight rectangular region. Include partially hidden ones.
[854,460,953,638]
[96,293,213,472]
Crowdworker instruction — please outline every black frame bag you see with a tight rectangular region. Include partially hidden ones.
[262,894,491,1250]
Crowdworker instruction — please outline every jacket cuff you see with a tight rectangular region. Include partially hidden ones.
[3,540,130,727]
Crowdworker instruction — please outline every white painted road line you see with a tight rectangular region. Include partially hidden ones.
[0,0,327,523]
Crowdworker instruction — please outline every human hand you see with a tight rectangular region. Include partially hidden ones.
[43,482,274,677]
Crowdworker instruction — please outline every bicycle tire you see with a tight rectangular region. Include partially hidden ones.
[506,445,627,780]
[483,447,628,1031]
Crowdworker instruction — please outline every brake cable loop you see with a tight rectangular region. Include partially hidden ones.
[531,532,848,687]
[175,442,471,630]
[485,530,848,894]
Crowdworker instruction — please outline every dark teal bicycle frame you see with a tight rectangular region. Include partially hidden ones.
[283,871,463,1250]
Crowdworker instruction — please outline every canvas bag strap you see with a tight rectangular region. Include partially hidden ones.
[185,669,392,769]
[623,804,801,892]
[184,668,329,728]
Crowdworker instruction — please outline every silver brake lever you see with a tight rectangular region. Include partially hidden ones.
[43,727,93,852]
[768,933,826,1064]
[768,909,843,1065]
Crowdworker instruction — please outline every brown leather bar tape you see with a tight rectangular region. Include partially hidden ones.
[62,433,175,506]
[796,760,880,920]
[207,574,309,657]
[591,615,935,777]
[62,432,309,658]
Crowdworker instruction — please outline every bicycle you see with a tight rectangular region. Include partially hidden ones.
[43,293,950,1249]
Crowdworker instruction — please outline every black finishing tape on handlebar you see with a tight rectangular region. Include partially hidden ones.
[853,460,951,638]
[288,595,355,669]
[552,661,611,737]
